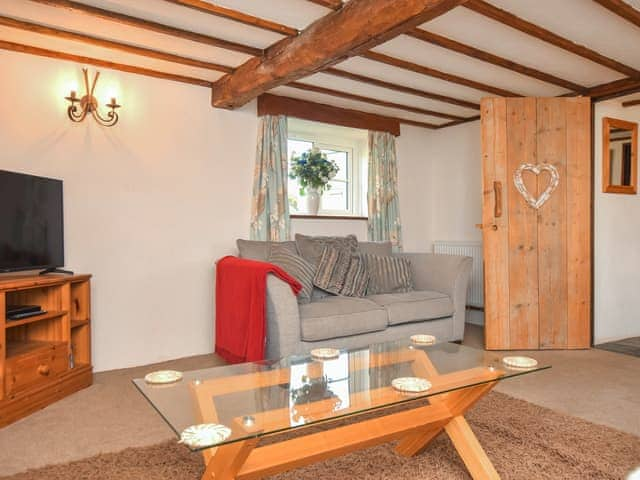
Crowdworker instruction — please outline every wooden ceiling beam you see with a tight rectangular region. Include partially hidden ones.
[28,0,262,56]
[306,0,344,9]
[288,81,467,120]
[622,99,640,107]
[585,77,640,101]
[363,50,520,97]
[406,28,586,92]
[325,68,480,109]
[592,0,640,29]
[435,115,480,128]
[160,0,298,36]
[211,0,470,108]
[465,0,640,78]
[0,15,233,73]
[0,39,213,87]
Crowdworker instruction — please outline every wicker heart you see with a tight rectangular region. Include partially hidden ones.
[513,163,560,209]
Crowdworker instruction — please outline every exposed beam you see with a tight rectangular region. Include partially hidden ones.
[211,0,469,108]
[435,115,480,128]
[0,15,233,73]
[592,0,640,29]
[585,77,640,101]
[406,28,586,92]
[288,81,466,120]
[28,0,262,57]
[160,0,298,36]
[0,40,213,87]
[362,51,520,97]
[306,0,343,9]
[465,0,640,78]
[622,99,640,107]
[325,68,480,110]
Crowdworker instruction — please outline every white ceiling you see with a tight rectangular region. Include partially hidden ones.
[1,0,640,128]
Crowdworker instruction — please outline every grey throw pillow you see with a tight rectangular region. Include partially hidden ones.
[236,239,297,261]
[313,246,352,295]
[362,253,413,295]
[341,255,369,297]
[295,233,359,267]
[268,251,315,304]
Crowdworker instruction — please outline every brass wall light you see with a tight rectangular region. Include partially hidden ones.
[64,68,121,127]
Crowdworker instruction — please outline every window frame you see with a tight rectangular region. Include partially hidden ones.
[287,133,364,217]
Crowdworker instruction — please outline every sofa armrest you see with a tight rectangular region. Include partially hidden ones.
[265,274,301,359]
[397,253,473,341]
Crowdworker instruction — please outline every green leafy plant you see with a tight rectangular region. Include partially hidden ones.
[289,147,339,196]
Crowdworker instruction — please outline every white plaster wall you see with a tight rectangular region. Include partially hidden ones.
[0,50,257,371]
[593,100,640,343]
[0,51,436,370]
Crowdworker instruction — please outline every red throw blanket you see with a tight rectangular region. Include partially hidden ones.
[215,256,302,363]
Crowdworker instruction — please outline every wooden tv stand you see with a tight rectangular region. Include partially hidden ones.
[0,273,93,427]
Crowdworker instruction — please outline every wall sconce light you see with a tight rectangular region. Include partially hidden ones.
[64,68,121,127]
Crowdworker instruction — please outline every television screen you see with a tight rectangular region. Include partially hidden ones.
[0,170,64,272]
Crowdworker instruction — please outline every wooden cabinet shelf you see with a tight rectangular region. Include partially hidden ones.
[0,273,92,426]
[5,310,68,329]
[71,319,89,329]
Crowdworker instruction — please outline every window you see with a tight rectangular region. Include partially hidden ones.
[287,121,367,217]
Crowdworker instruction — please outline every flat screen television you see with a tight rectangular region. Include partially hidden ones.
[0,170,64,273]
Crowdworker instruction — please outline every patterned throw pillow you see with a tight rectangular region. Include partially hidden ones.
[268,252,315,304]
[362,253,413,295]
[295,234,359,267]
[341,255,369,297]
[313,246,352,295]
[314,247,370,297]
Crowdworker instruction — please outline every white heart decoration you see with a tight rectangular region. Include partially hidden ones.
[513,163,560,209]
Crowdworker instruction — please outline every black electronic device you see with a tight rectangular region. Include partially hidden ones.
[6,304,45,320]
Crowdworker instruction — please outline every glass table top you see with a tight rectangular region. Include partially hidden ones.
[133,340,549,451]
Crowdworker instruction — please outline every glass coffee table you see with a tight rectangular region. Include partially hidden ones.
[134,340,548,480]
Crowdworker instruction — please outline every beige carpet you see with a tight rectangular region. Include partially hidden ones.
[2,391,638,480]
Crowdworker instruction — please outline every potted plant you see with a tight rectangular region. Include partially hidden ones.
[289,147,339,215]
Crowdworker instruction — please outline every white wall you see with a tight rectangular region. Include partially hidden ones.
[593,100,640,343]
[0,50,257,371]
[0,51,436,370]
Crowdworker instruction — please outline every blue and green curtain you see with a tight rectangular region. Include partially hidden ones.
[367,130,403,250]
[250,115,290,241]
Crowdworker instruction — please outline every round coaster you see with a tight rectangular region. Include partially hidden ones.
[502,356,538,369]
[144,370,183,385]
[391,377,432,393]
[410,334,436,345]
[310,348,340,360]
[179,424,231,448]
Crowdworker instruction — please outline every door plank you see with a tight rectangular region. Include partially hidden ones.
[506,98,540,349]
[536,98,568,348]
[565,97,592,348]
[481,98,511,350]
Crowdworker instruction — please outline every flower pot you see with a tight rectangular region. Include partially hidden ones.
[306,188,321,215]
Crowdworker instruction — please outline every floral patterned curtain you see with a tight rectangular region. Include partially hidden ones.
[367,130,403,250]
[250,115,290,241]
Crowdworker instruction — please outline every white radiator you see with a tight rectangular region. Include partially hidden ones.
[432,241,484,308]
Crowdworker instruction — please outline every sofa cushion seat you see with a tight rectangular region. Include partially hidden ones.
[299,297,387,342]
[368,290,454,326]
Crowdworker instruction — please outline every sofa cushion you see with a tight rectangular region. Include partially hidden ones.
[313,246,351,295]
[295,233,359,266]
[368,290,454,326]
[358,241,392,256]
[269,251,315,304]
[236,239,297,261]
[299,296,387,342]
[362,254,413,295]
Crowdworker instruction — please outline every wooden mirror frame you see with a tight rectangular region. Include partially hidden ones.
[602,117,638,194]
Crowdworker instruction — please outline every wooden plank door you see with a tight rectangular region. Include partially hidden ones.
[481,97,591,350]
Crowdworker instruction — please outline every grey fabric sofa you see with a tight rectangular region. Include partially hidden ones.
[236,240,472,359]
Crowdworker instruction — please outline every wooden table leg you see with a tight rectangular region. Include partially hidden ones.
[201,438,259,480]
[445,416,500,480]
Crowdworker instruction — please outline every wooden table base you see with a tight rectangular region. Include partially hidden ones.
[196,350,502,480]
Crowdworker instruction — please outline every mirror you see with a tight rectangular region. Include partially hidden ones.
[603,117,637,194]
